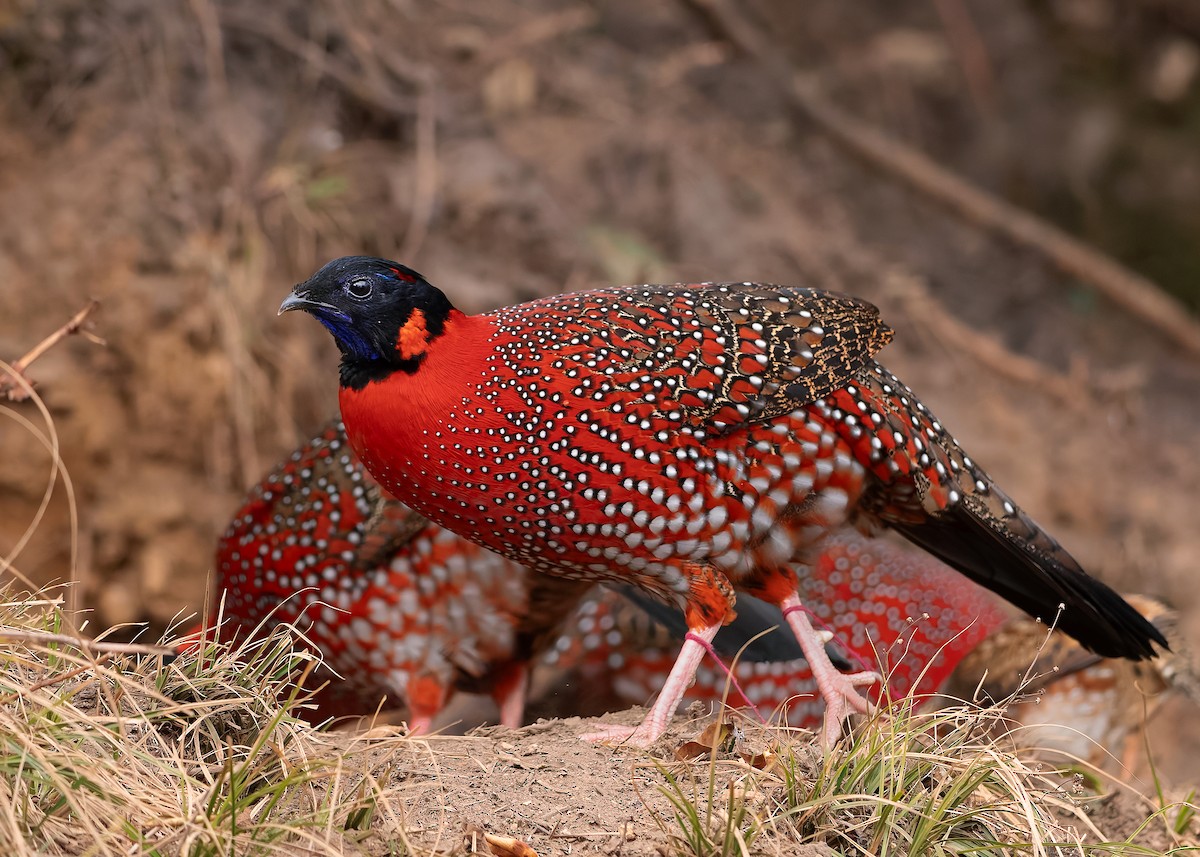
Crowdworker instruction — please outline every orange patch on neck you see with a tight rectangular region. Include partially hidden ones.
[396,309,430,360]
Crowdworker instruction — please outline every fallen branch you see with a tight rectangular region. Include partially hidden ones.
[683,0,1200,358]
[887,274,1086,407]
[1,299,103,401]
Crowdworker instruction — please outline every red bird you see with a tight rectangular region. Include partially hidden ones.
[203,417,867,730]
[204,420,1186,757]
[205,421,998,729]
[280,257,1166,746]
[204,418,860,729]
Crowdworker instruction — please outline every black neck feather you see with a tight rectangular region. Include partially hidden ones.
[339,354,425,390]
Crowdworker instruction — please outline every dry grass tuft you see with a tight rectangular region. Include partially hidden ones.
[639,701,1087,856]
[0,589,429,856]
[638,653,1200,857]
[1,342,433,857]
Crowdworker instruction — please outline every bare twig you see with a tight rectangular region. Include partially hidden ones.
[930,0,998,116]
[186,0,228,101]
[284,1,442,263]
[1,300,102,401]
[887,275,1086,406]
[329,0,397,97]
[399,81,439,262]
[683,0,1200,358]
[219,9,416,118]
[655,41,731,88]
[475,7,599,66]
[0,628,176,658]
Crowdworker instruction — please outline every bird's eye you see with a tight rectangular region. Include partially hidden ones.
[347,278,373,299]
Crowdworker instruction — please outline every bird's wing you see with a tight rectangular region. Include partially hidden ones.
[505,282,893,435]
[890,497,1166,661]
[838,363,1168,662]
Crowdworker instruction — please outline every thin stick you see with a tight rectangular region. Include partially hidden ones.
[475,7,599,66]
[890,275,1085,406]
[399,80,439,262]
[683,0,1200,358]
[220,10,416,119]
[0,628,176,657]
[930,0,997,116]
[1,299,102,401]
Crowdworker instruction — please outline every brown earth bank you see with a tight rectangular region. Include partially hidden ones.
[2,0,1200,848]
[311,708,1195,855]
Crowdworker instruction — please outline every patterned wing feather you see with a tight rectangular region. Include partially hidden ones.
[506,282,893,436]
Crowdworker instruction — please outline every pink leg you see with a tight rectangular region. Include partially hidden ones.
[492,663,528,728]
[780,593,879,748]
[581,623,720,747]
[407,713,433,735]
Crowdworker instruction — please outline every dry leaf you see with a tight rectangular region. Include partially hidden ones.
[674,740,715,761]
[484,831,539,857]
[741,749,779,772]
[697,718,734,749]
[674,718,736,760]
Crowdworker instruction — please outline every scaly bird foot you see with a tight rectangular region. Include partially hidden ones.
[781,594,882,748]
[815,668,880,748]
[579,720,662,748]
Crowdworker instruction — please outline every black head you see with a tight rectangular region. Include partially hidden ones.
[279,256,454,388]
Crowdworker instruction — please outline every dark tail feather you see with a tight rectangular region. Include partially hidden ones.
[891,503,1167,660]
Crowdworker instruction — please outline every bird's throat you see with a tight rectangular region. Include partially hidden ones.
[337,311,498,521]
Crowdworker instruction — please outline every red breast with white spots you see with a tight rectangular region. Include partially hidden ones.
[214,420,529,718]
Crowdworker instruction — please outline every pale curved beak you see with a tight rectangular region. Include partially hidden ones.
[279,291,339,316]
[278,291,309,315]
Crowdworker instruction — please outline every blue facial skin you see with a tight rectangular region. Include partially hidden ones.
[310,307,382,362]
